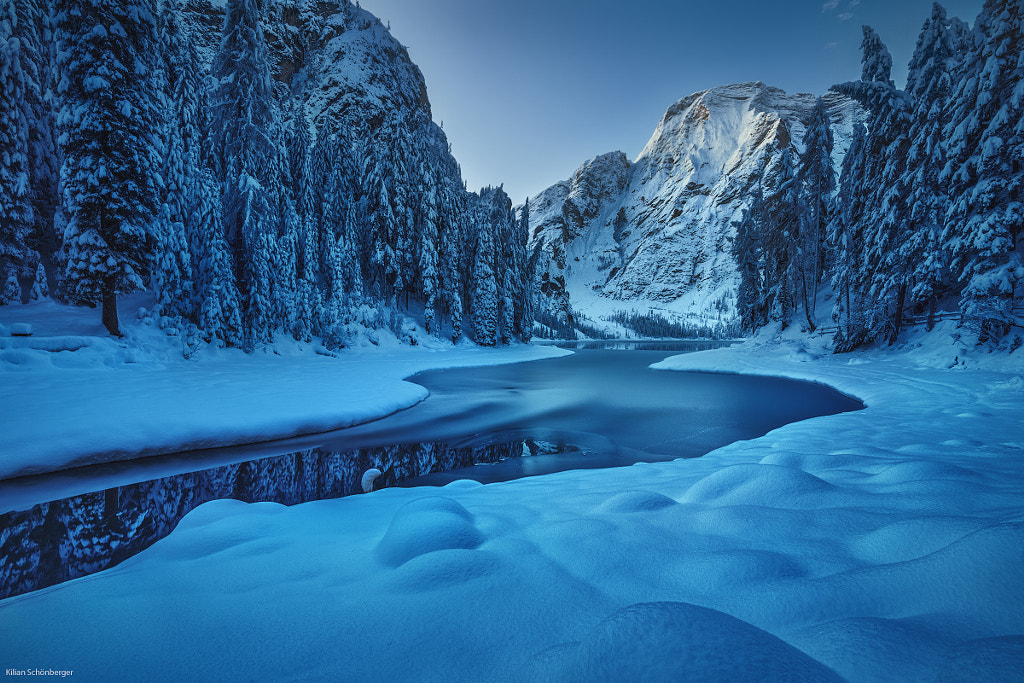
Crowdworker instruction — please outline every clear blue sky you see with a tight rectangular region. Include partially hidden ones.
[355,0,983,204]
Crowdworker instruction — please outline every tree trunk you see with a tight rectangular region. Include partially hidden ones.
[101,276,121,337]
[801,270,816,332]
[888,281,907,345]
[843,282,852,340]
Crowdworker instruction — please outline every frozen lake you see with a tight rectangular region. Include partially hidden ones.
[0,342,862,597]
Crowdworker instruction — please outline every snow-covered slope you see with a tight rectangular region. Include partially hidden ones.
[187,0,431,133]
[302,2,430,131]
[528,82,863,331]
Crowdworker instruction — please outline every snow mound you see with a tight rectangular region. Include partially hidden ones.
[442,479,485,491]
[681,463,837,508]
[595,490,679,513]
[376,497,485,568]
[865,460,978,484]
[850,517,982,564]
[154,500,287,563]
[384,548,502,594]
[533,601,842,682]
[937,636,1024,683]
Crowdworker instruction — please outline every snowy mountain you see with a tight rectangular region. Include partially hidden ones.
[527,82,863,335]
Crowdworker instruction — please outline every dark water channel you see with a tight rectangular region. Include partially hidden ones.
[0,341,863,598]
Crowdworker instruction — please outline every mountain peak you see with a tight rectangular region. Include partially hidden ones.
[528,83,864,331]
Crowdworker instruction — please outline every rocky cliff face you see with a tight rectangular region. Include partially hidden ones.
[188,0,436,138]
[527,82,863,333]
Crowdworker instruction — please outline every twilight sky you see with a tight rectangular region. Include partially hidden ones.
[355,0,984,204]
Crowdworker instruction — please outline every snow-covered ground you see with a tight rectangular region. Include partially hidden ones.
[0,297,568,479]
[1,311,1023,681]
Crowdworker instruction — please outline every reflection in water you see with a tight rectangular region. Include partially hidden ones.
[0,441,519,600]
[548,340,736,352]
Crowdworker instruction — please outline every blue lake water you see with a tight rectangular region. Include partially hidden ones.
[0,342,862,598]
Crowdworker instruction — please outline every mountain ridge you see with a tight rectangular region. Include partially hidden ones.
[526,81,864,335]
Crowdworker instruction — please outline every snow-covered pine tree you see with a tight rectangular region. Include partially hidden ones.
[311,129,362,331]
[515,198,534,342]
[902,3,967,329]
[835,24,914,344]
[796,96,836,331]
[8,0,59,300]
[0,10,32,303]
[470,199,498,346]
[419,165,441,335]
[481,186,517,344]
[284,95,321,340]
[151,0,199,323]
[941,0,1024,344]
[829,123,870,349]
[861,25,895,88]
[732,181,766,332]
[762,143,801,328]
[360,135,399,307]
[54,0,164,336]
[189,169,244,347]
[308,131,338,328]
[210,0,292,347]
[439,176,466,342]
[153,0,243,347]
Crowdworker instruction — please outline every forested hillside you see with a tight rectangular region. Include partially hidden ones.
[0,0,532,350]
[736,1,1022,350]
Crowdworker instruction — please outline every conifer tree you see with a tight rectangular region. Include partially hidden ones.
[0,12,32,302]
[152,0,196,321]
[732,183,766,332]
[941,0,1024,343]
[361,139,399,306]
[311,130,361,329]
[8,0,59,299]
[762,144,800,327]
[210,0,291,346]
[903,3,965,328]
[189,169,244,346]
[420,171,441,335]
[829,123,870,348]
[470,212,498,346]
[796,97,836,331]
[54,0,164,336]
[860,25,895,87]
[439,178,466,342]
[516,198,534,342]
[835,24,914,344]
[286,96,317,341]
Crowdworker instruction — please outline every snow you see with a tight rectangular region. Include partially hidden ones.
[2,321,1022,681]
[0,297,567,479]
[526,82,866,332]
